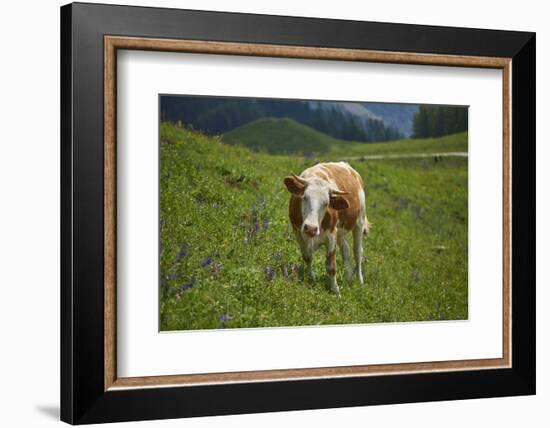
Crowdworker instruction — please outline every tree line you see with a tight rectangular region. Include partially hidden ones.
[413,105,468,138]
[161,96,403,143]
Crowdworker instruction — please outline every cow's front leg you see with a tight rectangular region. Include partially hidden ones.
[294,229,315,279]
[326,233,340,295]
[304,252,315,280]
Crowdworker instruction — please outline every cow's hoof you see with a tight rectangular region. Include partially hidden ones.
[345,270,354,283]
[355,267,364,285]
[329,280,340,295]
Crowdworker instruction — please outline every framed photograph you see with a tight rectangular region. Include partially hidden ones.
[60,2,535,424]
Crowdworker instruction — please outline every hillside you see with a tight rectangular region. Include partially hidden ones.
[222,117,341,154]
[161,95,402,143]
[222,115,467,157]
[159,122,468,331]
[326,131,468,159]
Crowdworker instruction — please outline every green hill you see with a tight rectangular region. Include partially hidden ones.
[222,117,341,155]
[222,117,467,158]
[159,122,468,331]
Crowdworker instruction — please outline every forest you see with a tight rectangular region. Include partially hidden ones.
[161,96,403,143]
[412,105,468,138]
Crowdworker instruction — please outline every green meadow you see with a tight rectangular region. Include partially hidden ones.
[159,121,468,331]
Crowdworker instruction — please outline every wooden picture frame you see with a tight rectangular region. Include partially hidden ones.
[61,2,535,424]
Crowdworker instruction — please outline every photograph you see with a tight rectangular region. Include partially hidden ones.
[54,2,536,424]
[159,95,469,331]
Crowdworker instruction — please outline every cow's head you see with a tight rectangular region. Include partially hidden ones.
[284,174,349,238]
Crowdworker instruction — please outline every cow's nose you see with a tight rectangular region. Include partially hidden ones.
[303,224,318,237]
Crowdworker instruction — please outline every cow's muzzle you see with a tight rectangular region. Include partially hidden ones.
[302,223,319,237]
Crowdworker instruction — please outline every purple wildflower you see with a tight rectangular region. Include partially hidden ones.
[303,151,314,159]
[246,225,259,243]
[257,195,266,209]
[212,202,220,209]
[220,313,233,328]
[371,201,377,209]
[180,276,196,292]
[281,264,290,279]
[273,251,282,261]
[176,244,188,261]
[161,277,169,297]
[244,199,269,242]
[200,256,213,268]
[264,266,275,281]
[219,313,233,322]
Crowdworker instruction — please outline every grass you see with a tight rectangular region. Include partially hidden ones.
[326,131,468,158]
[223,117,341,154]
[159,121,468,331]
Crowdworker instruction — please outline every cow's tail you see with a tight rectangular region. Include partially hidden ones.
[363,216,371,235]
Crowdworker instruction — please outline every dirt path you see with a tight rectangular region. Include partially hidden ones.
[337,152,468,161]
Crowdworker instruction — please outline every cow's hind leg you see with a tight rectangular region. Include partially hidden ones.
[337,230,353,282]
[326,232,340,295]
[352,221,364,285]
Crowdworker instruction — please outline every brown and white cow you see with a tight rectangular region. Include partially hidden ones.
[284,162,369,294]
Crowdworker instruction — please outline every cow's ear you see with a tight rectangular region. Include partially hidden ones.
[330,194,349,210]
[284,175,305,196]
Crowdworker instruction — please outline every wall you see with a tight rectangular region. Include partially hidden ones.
[0,0,545,426]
